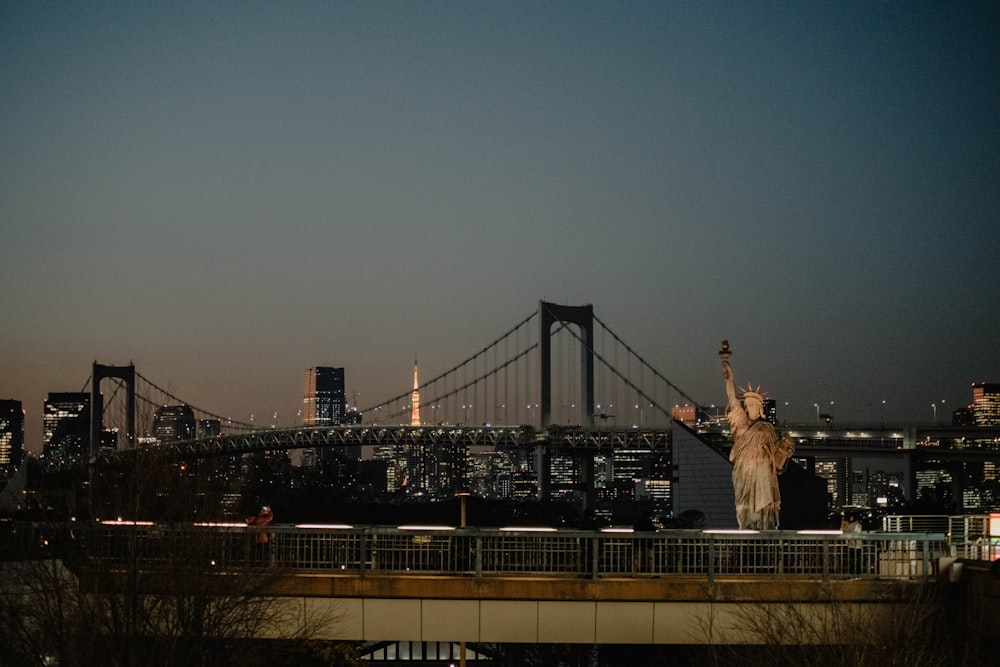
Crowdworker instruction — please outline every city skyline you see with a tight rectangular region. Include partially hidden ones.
[3,3,999,454]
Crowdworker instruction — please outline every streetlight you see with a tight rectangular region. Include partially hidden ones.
[932,400,946,423]
[814,403,820,424]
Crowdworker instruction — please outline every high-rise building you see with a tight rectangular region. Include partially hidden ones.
[43,392,91,462]
[0,399,25,478]
[763,399,777,425]
[303,367,346,467]
[199,418,221,438]
[952,406,975,427]
[151,405,197,442]
[303,367,345,427]
[971,383,1000,426]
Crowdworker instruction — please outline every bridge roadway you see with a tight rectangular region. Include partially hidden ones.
[83,424,672,468]
[84,422,1000,467]
[77,523,946,645]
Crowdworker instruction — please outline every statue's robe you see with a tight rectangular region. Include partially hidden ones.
[728,406,794,530]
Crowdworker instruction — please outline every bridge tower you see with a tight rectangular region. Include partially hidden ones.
[538,301,595,428]
[90,362,136,459]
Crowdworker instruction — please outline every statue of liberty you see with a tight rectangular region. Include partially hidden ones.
[719,341,795,530]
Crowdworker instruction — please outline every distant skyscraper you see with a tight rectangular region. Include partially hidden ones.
[763,399,777,425]
[410,359,421,427]
[971,383,1000,426]
[303,367,346,426]
[199,419,221,438]
[43,392,91,462]
[302,367,347,465]
[151,405,197,442]
[0,399,25,478]
[952,406,975,427]
[342,407,363,425]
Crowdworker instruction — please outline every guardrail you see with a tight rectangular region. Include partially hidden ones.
[882,514,999,560]
[946,515,995,559]
[883,515,953,534]
[14,522,947,584]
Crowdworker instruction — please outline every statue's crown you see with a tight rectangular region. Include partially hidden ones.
[739,384,766,403]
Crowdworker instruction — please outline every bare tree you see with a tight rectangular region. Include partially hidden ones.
[4,449,350,667]
[0,523,349,667]
[693,582,988,667]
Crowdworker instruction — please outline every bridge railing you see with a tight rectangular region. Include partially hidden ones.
[945,515,995,559]
[883,514,999,560]
[26,522,948,583]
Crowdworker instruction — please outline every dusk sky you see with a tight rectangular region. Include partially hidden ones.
[3,2,998,454]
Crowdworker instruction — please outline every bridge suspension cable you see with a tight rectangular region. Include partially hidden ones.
[591,313,702,409]
[361,310,539,423]
[134,370,257,431]
[359,304,702,428]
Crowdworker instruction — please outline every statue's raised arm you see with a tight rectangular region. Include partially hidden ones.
[719,340,738,407]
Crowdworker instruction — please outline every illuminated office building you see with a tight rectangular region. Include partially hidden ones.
[549,453,582,501]
[638,478,672,515]
[303,367,346,467]
[43,392,91,462]
[303,367,345,427]
[0,399,25,478]
[199,419,221,438]
[151,405,196,442]
[971,383,1000,426]
[811,458,844,506]
[763,399,777,425]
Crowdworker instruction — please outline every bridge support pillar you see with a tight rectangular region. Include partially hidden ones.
[91,363,136,458]
[538,301,595,428]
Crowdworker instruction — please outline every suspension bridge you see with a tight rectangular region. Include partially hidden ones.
[79,301,699,462]
[24,302,1000,655]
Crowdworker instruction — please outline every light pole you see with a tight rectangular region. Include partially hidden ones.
[457,490,470,528]
[932,400,946,424]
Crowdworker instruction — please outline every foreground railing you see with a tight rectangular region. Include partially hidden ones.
[16,522,948,583]
[883,514,1000,560]
[946,515,996,559]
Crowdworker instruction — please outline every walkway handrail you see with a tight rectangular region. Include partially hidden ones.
[14,522,948,584]
[883,513,999,560]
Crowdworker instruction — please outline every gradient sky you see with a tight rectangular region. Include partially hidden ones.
[3,2,999,454]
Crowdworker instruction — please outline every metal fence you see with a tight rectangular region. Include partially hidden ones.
[947,515,995,559]
[31,523,947,583]
[882,515,952,534]
[882,514,999,560]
